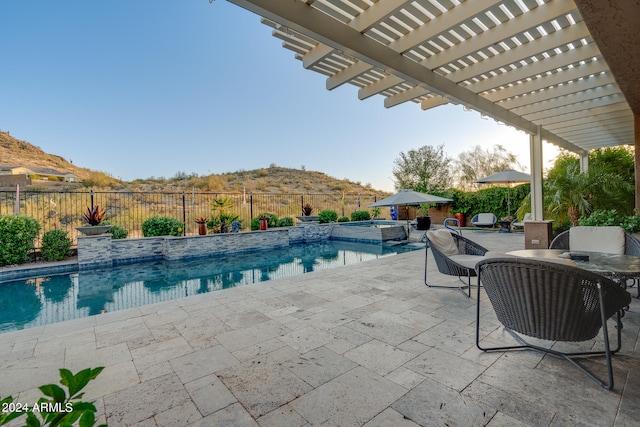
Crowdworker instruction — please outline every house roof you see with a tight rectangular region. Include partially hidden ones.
[0,164,76,177]
[229,0,638,155]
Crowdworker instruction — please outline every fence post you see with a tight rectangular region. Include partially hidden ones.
[301,194,304,216]
[90,189,94,210]
[250,193,253,220]
[182,191,186,236]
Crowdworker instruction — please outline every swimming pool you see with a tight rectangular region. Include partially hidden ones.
[0,240,420,333]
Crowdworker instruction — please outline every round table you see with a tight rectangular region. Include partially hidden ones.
[506,249,640,279]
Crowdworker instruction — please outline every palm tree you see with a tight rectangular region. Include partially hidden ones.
[546,163,633,226]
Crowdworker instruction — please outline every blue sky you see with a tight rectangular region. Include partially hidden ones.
[0,0,557,192]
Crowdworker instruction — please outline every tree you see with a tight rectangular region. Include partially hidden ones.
[546,154,633,226]
[392,144,451,192]
[455,144,521,190]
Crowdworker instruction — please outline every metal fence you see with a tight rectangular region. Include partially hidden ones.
[0,190,387,245]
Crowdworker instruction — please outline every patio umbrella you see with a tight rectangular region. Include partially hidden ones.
[369,190,452,230]
[369,189,452,207]
[472,169,531,218]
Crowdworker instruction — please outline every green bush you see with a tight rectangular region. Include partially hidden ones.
[1,367,105,426]
[142,216,184,237]
[0,214,40,266]
[277,217,294,227]
[337,216,350,222]
[579,209,640,234]
[101,221,128,239]
[318,209,338,223]
[351,211,371,221]
[40,229,72,261]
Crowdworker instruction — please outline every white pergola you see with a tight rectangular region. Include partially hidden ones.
[227,0,639,219]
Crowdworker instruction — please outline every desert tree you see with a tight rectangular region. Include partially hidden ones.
[455,144,521,190]
[392,144,452,192]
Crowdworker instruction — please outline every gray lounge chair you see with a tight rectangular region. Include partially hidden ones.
[471,213,497,228]
[476,257,631,390]
[511,212,532,230]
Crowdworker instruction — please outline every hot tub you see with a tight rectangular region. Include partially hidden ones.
[330,221,407,242]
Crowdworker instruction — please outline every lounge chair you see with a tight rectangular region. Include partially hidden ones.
[511,212,532,230]
[424,229,489,297]
[476,257,631,390]
[471,213,497,228]
[550,226,640,297]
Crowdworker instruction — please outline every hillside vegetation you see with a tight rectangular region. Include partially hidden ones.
[0,131,387,194]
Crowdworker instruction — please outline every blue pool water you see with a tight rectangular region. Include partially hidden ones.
[0,241,420,333]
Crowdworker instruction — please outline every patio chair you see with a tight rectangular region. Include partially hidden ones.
[471,213,497,228]
[424,229,489,297]
[511,212,532,230]
[476,257,631,390]
[550,226,640,297]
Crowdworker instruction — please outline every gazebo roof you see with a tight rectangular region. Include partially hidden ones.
[229,0,638,155]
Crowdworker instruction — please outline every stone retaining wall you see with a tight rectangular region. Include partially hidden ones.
[77,223,335,267]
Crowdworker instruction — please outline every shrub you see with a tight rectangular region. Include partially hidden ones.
[351,211,371,221]
[318,209,338,223]
[278,217,294,227]
[0,214,40,266]
[337,216,350,222]
[1,367,105,426]
[142,216,184,237]
[40,229,72,261]
[579,209,640,234]
[102,221,128,239]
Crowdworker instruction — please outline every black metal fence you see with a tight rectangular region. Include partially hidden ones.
[0,190,387,244]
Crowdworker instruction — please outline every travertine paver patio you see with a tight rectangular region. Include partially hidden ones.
[1,231,639,426]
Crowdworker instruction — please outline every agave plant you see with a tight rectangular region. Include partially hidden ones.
[83,205,105,225]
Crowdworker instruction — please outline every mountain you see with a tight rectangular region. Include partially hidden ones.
[0,131,387,194]
[0,131,92,180]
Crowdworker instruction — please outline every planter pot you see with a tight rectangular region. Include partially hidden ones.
[416,216,431,230]
[197,222,207,235]
[76,225,112,236]
[454,213,465,226]
[259,219,268,230]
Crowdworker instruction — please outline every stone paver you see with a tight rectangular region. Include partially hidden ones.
[2,232,639,426]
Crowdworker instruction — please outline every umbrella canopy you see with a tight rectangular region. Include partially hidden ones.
[472,169,531,184]
[369,190,452,207]
[473,169,531,218]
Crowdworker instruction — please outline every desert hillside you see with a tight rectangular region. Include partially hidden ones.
[0,131,93,180]
[0,131,388,194]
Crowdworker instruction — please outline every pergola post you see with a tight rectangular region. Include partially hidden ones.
[635,114,640,211]
[579,152,589,172]
[530,126,544,221]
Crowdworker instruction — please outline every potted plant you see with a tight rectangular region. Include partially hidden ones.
[296,203,319,222]
[258,214,271,230]
[450,208,468,227]
[302,203,313,216]
[450,191,472,227]
[76,205,112,236]
[415,204,431,230]
[371,207,383,220]
[195,216,209,235]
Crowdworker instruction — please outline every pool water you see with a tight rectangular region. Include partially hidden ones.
[0,241,420,333]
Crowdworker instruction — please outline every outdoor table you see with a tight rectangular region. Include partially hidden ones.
[506,249,640,284]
